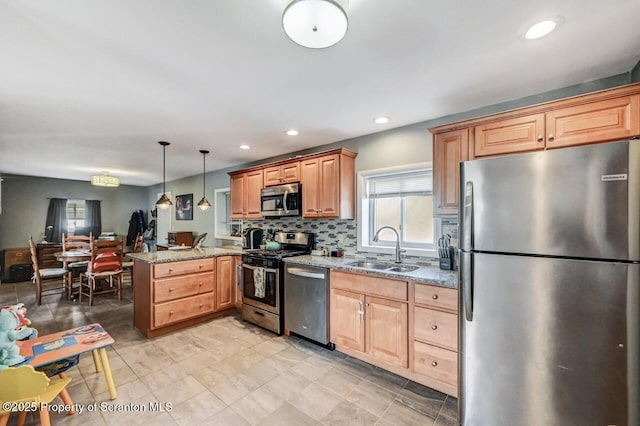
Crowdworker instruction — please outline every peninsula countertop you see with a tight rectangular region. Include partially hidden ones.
[128,247,243,264]
[284,255,458,289]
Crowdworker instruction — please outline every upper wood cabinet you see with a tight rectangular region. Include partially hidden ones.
[230,170,263,220]
[229,148,357,220]
[545,95,640,149]
[301,151,356,219]
[263,162,300,186]
[474,114,545,157]
[433,129,469,216]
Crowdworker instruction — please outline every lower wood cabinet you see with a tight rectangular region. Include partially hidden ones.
[330,271,409,369]
[133,255,239,338]
[329,270,459,397]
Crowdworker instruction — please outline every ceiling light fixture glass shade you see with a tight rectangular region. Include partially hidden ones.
[525,19,558,39]
[91,172,120,187]
[197,149,212,211]
[155,141,173,209]
[282,0,349,49]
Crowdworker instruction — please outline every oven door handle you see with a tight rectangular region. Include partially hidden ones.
[242,263,278,274]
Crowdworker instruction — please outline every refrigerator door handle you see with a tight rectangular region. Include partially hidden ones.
[461,181,474,251]
[461,251,473,321]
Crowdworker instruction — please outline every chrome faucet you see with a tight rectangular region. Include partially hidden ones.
[373,226,405,263]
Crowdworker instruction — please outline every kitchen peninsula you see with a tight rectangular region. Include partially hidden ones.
[129,247,242,337]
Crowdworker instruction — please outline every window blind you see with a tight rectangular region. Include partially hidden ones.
[366,170,432,199]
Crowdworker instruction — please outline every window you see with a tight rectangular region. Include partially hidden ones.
[359,164,435,255]
[214,188,242,240]
[66,199,86,235]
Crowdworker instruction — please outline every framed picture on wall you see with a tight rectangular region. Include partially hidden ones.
[175,193,193,220]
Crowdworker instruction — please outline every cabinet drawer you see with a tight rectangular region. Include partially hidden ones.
[153,273,214,303]
[414,341,457,388]
[414,307,458,351]
[153,293,214,328]
[4,249,30,265]
[331,270,407,301]
[415,285,457,312]
[154,258,215,278]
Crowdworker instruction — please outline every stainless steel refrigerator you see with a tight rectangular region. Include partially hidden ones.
[458,139,639,426]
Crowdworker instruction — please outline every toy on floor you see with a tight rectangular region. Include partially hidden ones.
[0,308,35,370]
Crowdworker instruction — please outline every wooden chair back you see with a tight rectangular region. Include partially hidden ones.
[88,237,123,275]
[62,233,92,252]
[132,233,144,253]
[28,236,41,278]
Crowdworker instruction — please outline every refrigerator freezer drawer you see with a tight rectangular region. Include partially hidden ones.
[414,284,458,312]
[414,341,457,389]
[414,307,458,351]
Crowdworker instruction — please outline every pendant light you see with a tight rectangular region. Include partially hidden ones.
[282,0,349,49]
[197,150,212,211]
[155,141,172,209]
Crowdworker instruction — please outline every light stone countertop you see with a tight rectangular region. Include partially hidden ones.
[284,255,458,289]
[128,247,244,264]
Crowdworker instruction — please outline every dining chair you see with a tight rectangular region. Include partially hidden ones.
[122,234,143,286]
[0,365,72,426]
[28,237,68,305]
[79,237,123,305]
[61,233,92,298]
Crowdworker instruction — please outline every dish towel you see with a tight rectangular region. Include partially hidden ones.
[253,267,265,299]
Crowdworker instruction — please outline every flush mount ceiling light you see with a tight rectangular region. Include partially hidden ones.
[525,19,559,40]
[91,171,120,187]
[197,150,212,211]
[282,0,349,49]
[155,141,172,209]
[374,116,390,124]
[286,129,299,136]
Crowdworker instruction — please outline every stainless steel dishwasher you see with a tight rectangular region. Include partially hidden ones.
[284,264,334,350]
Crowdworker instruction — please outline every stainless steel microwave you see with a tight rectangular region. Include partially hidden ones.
[260,183,301,217]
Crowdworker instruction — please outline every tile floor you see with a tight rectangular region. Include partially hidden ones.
[0,279,458,425]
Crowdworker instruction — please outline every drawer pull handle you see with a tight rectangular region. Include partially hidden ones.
[199,303,204,308]
[199,264,203,268]
[169,287,174,292]
[431,324,438,330]
[431,361,438,367]
[169,268,174,272]
[432,294,438,300]
[169,310,174,315]
[199,282,203,286]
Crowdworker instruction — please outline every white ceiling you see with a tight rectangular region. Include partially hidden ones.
[1,0,639,186]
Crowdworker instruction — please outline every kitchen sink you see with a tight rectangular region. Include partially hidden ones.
[386,265,419,272]
[346,260,420,273]
[346,260,393,270]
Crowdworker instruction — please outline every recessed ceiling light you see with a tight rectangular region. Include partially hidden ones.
[374,116,390,124]
[286,130,299,136]
[525,19,558,40]
[240,145,251,150]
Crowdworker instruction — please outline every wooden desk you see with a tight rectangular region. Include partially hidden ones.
[18,324,118,400]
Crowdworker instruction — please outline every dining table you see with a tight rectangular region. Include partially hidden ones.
[54,250,91,263]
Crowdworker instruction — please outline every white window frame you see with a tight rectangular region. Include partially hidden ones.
[214,187,242,242]
[357,163,439,258]
[66,199,86,236]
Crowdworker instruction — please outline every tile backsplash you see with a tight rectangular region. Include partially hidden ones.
[241,217,441,266]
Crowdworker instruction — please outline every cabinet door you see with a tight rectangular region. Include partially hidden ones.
[546,95,640,149]
[263,166,282,187]
[244,170,263,219]
[230,173,245,219]
[234,256,243,308]
[366,296,408,368]
[216,256,234,311]
[474,114,545,157]
[319,154,340,217]
[281,161,300,183]
[434,129,469,216]
[330,289,365,352]
[301,158,320,217]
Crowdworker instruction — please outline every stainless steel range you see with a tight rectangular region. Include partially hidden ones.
[240,231,314,334]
